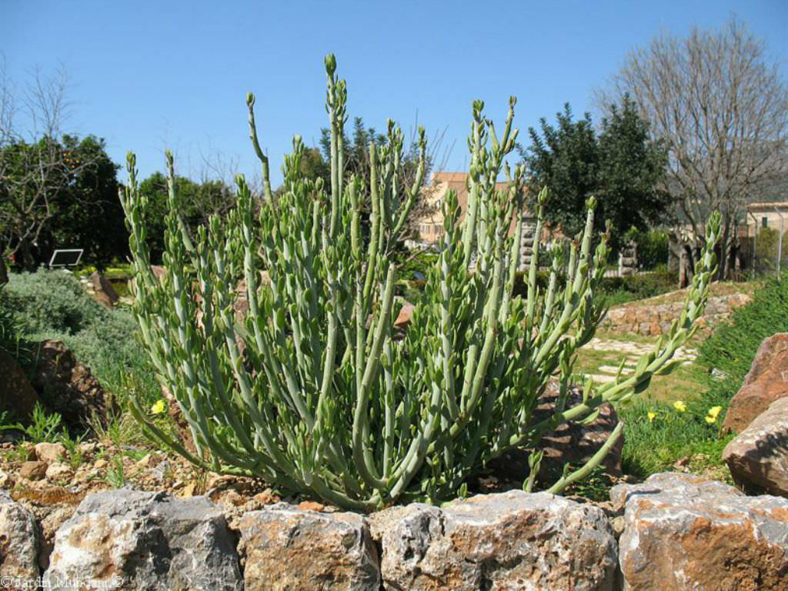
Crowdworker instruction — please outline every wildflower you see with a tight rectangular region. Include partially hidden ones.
[647,411,657,423]
[150,399,167,415]
[705,405,723,424]
[673,401,687,413]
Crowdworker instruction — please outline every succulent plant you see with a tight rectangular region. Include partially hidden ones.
[121,55,720,511]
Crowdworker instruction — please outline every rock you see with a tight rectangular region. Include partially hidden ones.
[93,458,108,470]
[612,472,788,590]
[0,490,40,582]
[19,461,48,481]
[34,442,66,464]
[393,300,415,332]
[710,367,728,380]
[489,380,622,485]
[724,333,788,433]
[723,397,788,496]
[371,490,617,590]
[0,348,41,420]
[0,469,14,489]
[36,504,76,572]
[77,441,99,455]
[30,340,108,431]
[237,503,379,591]
[45,463,73,482]
[89,271,119,309]
[44,489,242,590]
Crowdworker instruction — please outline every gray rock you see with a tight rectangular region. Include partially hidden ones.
[372,490,618,590]
[44,489,241,590]
[0,490,39,583]
[237,503,379,591]
[723,397,788,496]
[612,472,788,590]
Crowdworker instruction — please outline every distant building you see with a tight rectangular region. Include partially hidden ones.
[411,172,556,270]
[413,172,533,242]
[741,201,788,237]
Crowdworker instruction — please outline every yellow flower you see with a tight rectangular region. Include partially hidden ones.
[673,401,687,413]
[150,400,167,415]
[707,406,723,419]
[705,415,717,424]
[647,411,657,423]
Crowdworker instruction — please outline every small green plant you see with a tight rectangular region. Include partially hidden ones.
[122,55,719,511]
[106,456,126,488]
[59,431,87,470]
[0,403,64,444]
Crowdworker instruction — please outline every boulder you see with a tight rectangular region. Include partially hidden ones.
[370,490,617,590]
[0,490,40,584]
[30,340,108,431]
[0,348,41,420]
[723,397,788,496]
[723,333,788,433]
[88,271,119,309]
[612,472,788,590]
[44,489,242,590]
[489,380,622,485]
[237,503,380,591]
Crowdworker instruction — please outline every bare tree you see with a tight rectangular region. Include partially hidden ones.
[603,17,787,282]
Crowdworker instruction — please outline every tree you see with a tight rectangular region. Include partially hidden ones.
[522,100,668,245]
[0,64,126,271]
[596,95,671,239]
[312,116,436,242]
[522,104,598,237]
[138,171,235,263]
[605,17,788,281]
[47,135,127,268]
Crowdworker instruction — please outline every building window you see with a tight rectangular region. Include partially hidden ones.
[763,217,768,228]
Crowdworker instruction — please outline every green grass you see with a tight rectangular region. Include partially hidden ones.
[614,275,788,481]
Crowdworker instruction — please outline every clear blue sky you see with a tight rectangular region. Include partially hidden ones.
[2,0,786,187]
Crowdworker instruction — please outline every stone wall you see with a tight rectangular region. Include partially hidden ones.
[0,472,785,590]
[601,292,752,336]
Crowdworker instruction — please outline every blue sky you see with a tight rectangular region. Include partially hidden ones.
[2,1,786,187]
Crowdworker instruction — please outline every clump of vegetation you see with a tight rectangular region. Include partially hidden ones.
[0,268,161,413]
[123,55,719,511]
[600,267,676,306]
[3,269,105,336]
[513,267,676,307]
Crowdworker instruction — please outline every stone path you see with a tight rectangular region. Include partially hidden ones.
[582,337,697,384]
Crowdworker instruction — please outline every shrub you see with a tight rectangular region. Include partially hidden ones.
[3,269,104,335]
[599,267,676,306]
[123,55,719,511]
[0,268,160,409]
